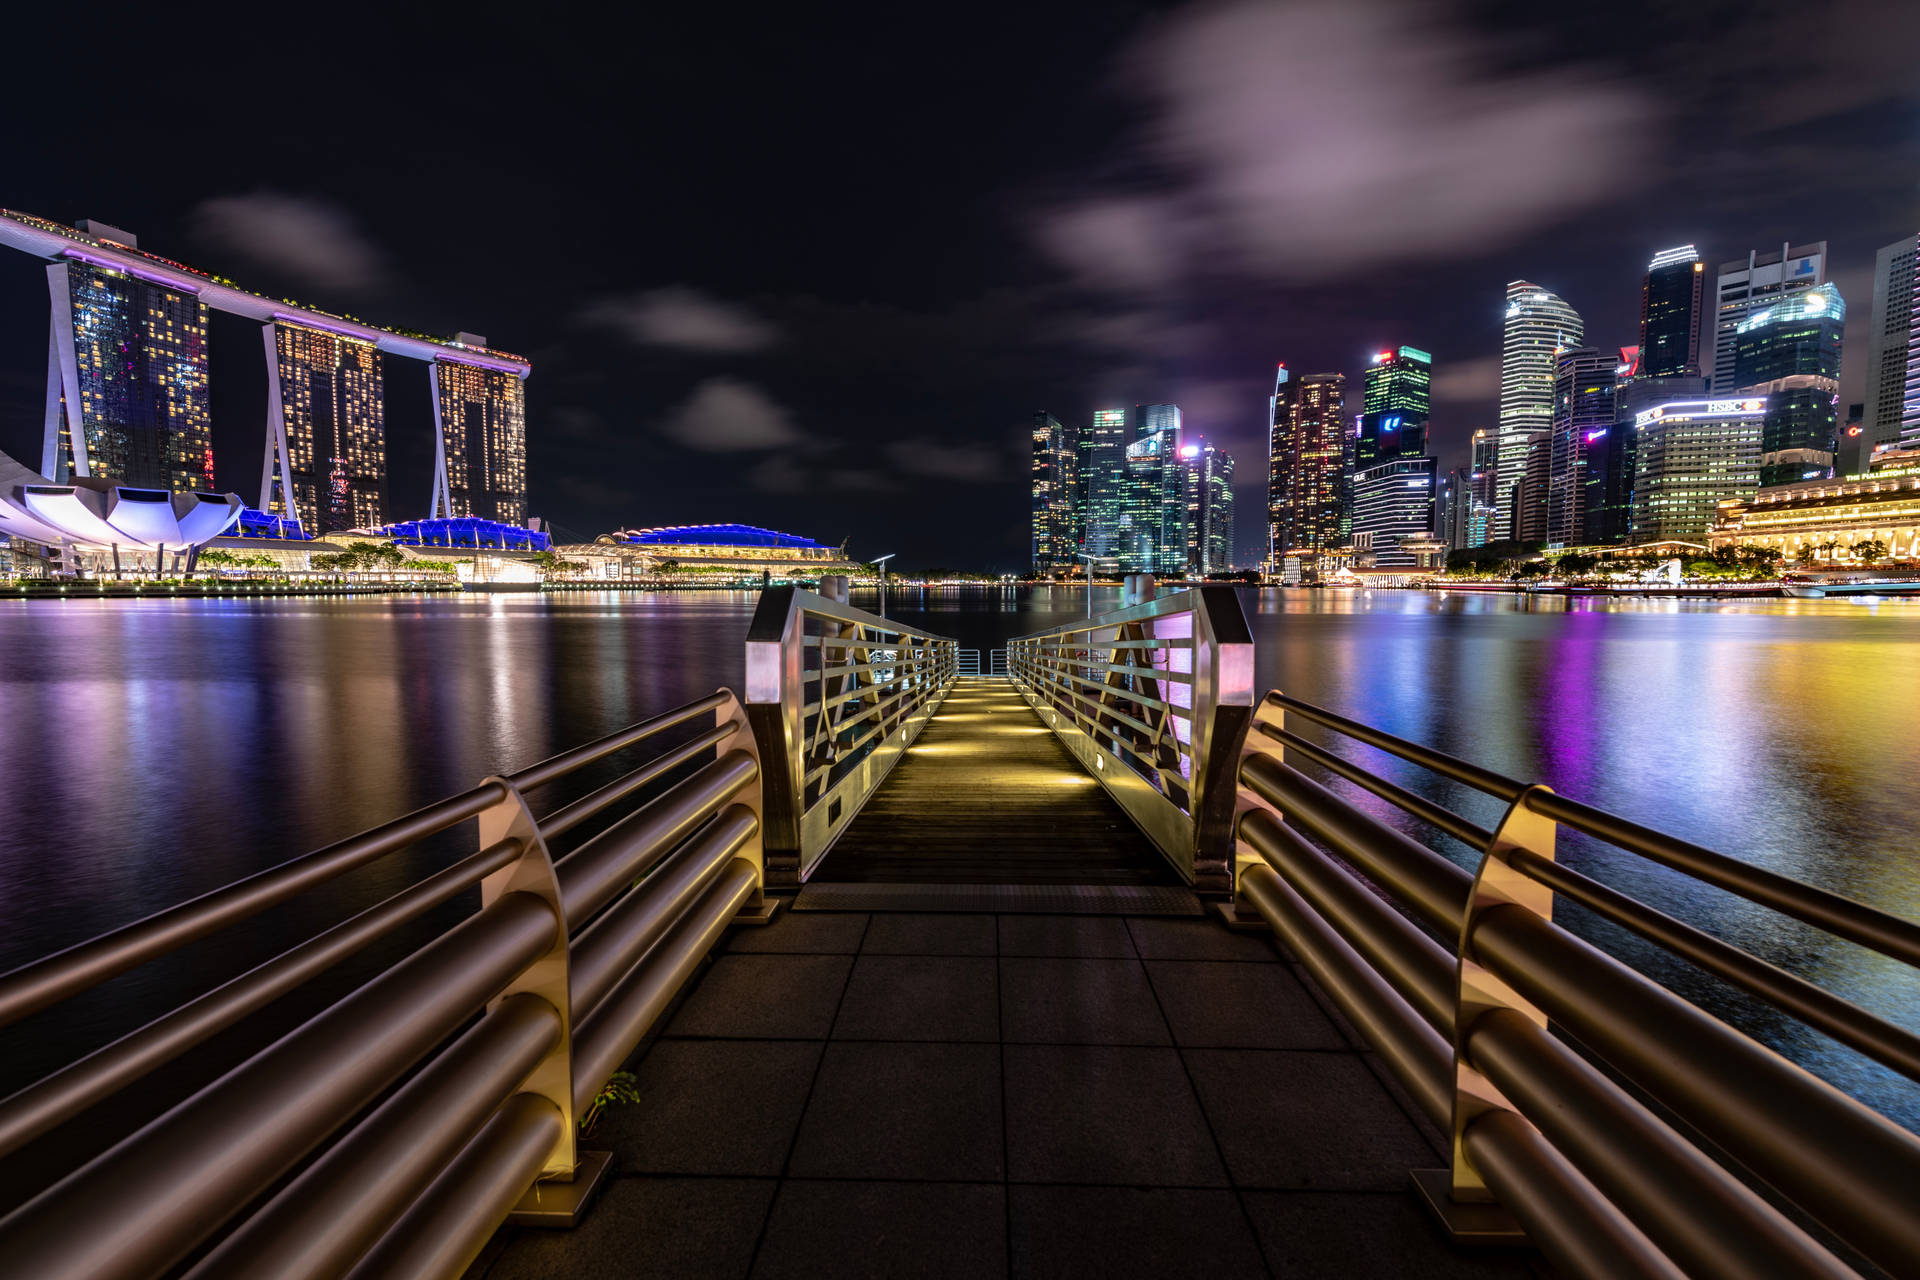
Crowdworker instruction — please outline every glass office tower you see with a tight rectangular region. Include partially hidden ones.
[1029,411,1079,574]
[1267,369,1345,577]
[1639,246,1705,379]
[1733,283,1845,486]
[1499,282,1583,539]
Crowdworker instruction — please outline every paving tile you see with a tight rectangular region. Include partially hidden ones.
[1242,1190,1537,1278]
[831,954,998,1041]
[1145,961,1347,1049]
[664,954,853,1039]
[1004,1044,1226,1186]
[999,957,1170,1045]
[597,1039,821,1175]
[997,914,1136,957]
[482,1176,774,1280]
[860,913,996,955]
[750,1181,1006,1280]
[1185,1049,1436,1190]
[724,911,868,954]
[1126,917,1284,961]
[787,1041,1003,1179]
[1009,1184,1268,1280]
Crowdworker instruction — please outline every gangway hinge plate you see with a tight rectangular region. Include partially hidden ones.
[1410,1169,1529,1246]
[508,1148,615,1228]
[732,896,786,927]
[1210,901,1272,933]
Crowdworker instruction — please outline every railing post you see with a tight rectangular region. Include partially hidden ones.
[1185,586,1254,895]
[474,777,605,1222]
[717,689,775,922]
[745,586,806,884]
[1420,782,1557,1240]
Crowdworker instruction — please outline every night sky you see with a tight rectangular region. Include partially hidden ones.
[2,0,1915,569]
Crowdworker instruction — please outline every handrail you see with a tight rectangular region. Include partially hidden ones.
[0,687,768,1279]
[1232,688,1920,1280]
[744,585,958,882]
[1007,579,1252,890]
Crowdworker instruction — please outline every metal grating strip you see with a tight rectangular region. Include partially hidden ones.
[790,882,1204,915]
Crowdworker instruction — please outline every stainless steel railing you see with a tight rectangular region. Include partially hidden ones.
[745,584,958,882]
[1007,580,1253,890]
[0,690,766,1280]
[1233,690,1920,1280]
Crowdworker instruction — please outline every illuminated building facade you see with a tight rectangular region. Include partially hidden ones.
[1733,283,1845,486]
[1268,369,1345,576]
[45,254,212,493]
[1467,429,1498,547]
[1548,347,1616,547]
[1861,236,1917,467]
[1639,246,1705,378]
[1351,456,1436,568]
[1499,282,1583,539]
[1029,411,1079,574]
[1710,463,1920,562]
[431,345,528,525]
[1124,403,1185,574]
[1362,346,1431,418]
[1712,241,1826,392]
[1080,408,1129,560]
[1630,398,1764,544]
[1183,441,1235,574]
[264,322,386,533]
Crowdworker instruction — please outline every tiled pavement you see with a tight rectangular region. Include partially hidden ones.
[469,910,1541,1280]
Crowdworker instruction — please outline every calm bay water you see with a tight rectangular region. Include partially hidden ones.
[0,586,1916,1130]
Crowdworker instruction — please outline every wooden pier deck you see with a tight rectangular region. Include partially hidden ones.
[812,678,1174,887]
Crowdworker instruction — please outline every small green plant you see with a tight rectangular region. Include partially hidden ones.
[579,1070,641,1135]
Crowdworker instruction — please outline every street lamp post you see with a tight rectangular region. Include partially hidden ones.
[1076,552,1099,618]
[871,553,896,617]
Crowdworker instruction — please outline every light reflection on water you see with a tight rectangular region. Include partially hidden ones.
[0,586,1915,1127]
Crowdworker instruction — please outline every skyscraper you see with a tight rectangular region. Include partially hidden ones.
[1712,242,1827,392]
[1631,398,1764,543]
[263,322,386,533]
[1547,347,1616,546]
[1863,233,1917,466]
[431,345,529,525]
[1081,408,1129,560]
[1733,282,1845,486]
[1439,466,1472,549]
[1499,282,1583,540]
[1267,370,1345,577]
[1029,411,1079,574]
[1467,429,1498,548]
[1124,403,1185,574]
[1183,441,1235,574]
[43,254,213,493]
[1639,246,1705,378]
[1351,456,1437,567]
[1362,346,1432,417]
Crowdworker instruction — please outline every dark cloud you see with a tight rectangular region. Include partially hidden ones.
[580,287,780,353]
[1034,0,1652,289]
[191,193,386,291]
[657,378,805,451]
[885,440,1009,483]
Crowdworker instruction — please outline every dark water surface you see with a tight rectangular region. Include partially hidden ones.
[1,586,1916,1131]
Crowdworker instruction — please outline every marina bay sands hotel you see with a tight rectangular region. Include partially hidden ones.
[0,209,529,536]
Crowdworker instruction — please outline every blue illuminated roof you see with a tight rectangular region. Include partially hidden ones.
[375,516,550,551]
[621,523,828,550]
[236,508,311,540]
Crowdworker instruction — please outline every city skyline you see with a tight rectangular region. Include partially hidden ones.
[0,1,1914,570]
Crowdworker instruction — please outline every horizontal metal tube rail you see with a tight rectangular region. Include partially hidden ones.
[1506,845,1920,1082]
[507,692,731,791]
[0,780,506,1029]
[1236,861,1452,1126]
[553,750,758,929]
[1465,1007,1852,1280]
[1022,652,1195,715]
[341,1091,563,1280]
[1523,789,1920,969]
[1019,666,1189,742]
[0,890,559,1280]
[1239,810,1455,1034]
[1462,1108,1686,1280]
[1258,721,1493,852]
[1471,901,1920,1276]
[184,991,563,1280]
[571,861,758,1114]
[1269,692,1528,802]
[0,836,523,1162]
[1020,635,1194,650]
[539,723,738,841]
[569,806,759,1023]
[1241,752,1472,938]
